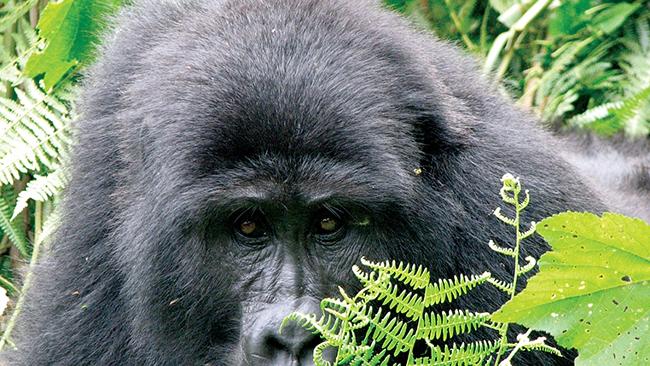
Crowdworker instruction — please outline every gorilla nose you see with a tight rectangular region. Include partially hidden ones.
[246,299,329,365]
[269,320,319,362]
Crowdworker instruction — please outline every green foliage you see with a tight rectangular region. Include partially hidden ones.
[0,187,28,256]
[0,0,648,362]
[0,76,73,185]
[387,0,650,137]
[24,0,123,90]
[0,0,38,33]
[283,257,497,365]
[493,212,650,365]
[0,0,120,338]
[288,175,650,365]
[286,175,565,365]
[486,174,562,365]
[0,0,112,262]
[13,168,65,217]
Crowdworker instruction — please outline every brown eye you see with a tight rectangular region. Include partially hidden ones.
[314,210,346,241]
[239,220,257,236]
[319,217,339,233]
[233,211,269,240]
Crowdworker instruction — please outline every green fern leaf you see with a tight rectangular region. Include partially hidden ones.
[0,194,29,257]
[282,311,344,344]
[417,310,491,341]
[0,79,72,184]
[12,169,66,218]
[410,340,499,366]
[360,257,430,289]
[354,266,424,320]
[313,341,335,366]
[0,0,39,33]
[360,306,416,356]
[337,342,390,366]
[486,277,515,295]
[520,341,562,356]
[424,272,490,306]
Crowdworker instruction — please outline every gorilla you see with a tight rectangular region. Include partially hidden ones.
[8,0,649,365]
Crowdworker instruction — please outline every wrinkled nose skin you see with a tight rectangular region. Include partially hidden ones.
[243,299,330,366]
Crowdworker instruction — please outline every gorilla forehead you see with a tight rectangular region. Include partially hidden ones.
[124,0,433,180]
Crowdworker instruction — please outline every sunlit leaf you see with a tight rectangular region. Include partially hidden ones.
[493,212,650,366]
[591,2,641,35]
[24,0,122,90]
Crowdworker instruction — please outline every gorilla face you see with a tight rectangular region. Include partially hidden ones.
[11,1,602,365]
[124,12,445,362]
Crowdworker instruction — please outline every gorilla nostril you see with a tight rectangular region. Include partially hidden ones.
[246,299,323,363]
[261,321,319,359]
[264,333,290,353]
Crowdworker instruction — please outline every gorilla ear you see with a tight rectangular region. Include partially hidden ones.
[409,95,475,165]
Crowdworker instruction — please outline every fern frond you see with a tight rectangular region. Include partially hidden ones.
[487,277,514,295]
[321,296,352,312]
[520,341,562,356]
[0,194,29,257]
[417,310,491,341]
[354,269,424,320]
[0,79,73,184]
[12,169,66,218]
[410,340,499,366]
[516,256,537,275]
[360,257,430,289]
[492,207,515,226]
[351,266,390,301]
[487,240,515,257]
[360,307,415,356]
[520,221,536,239]
[282,311,344,343]
[337,341,390,366]
[0,18,38,71]
[313,342,334,366]
[424,272,490,306]
[568,100,623,126]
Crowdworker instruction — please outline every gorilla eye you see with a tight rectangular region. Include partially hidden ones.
[314,210,346,241]
[239,220,258,236]
[233,211,269,240]
[319,217,339,233]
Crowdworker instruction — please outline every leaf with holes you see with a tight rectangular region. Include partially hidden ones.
[493,212,650,366]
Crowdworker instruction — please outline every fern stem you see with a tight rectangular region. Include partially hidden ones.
[494,180,524,365]
[511,186,522,301]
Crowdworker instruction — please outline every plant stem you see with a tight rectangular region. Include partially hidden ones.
[494,183,523,365]
[443,0,477,51]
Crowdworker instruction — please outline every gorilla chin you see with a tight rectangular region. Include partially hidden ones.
[9,0,646,365]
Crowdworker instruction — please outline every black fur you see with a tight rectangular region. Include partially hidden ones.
[10,0,636,365]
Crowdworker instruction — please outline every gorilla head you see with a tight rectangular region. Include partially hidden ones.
[10,0,611,365]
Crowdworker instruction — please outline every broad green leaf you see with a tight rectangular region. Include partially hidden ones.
[591,2,641,35]
[24,0,123,90]
[493,212,650,366]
